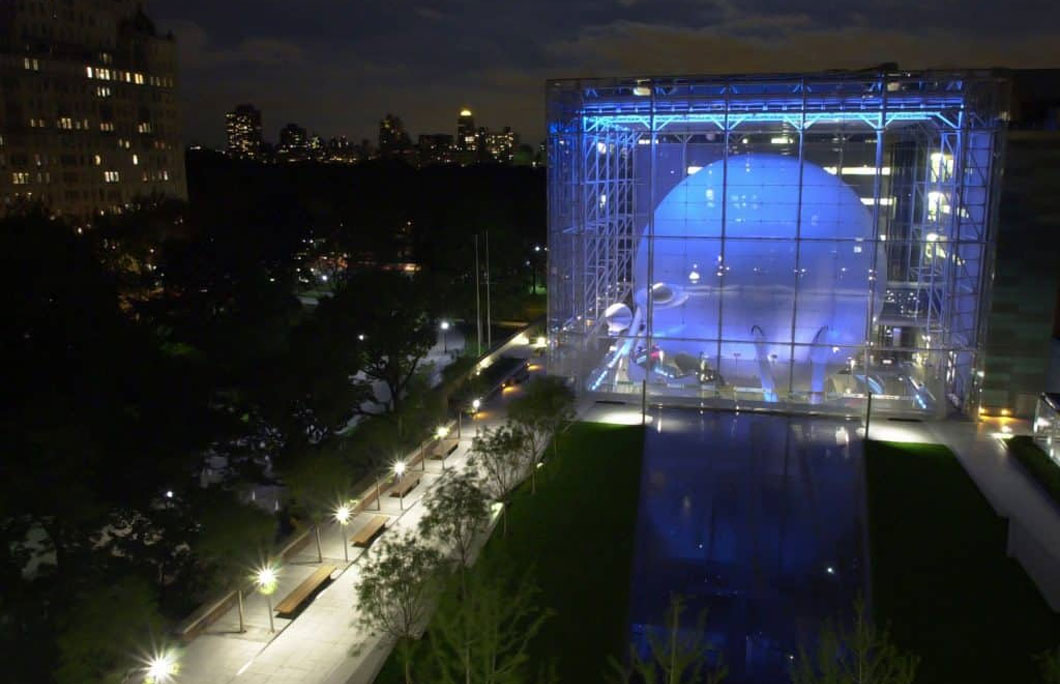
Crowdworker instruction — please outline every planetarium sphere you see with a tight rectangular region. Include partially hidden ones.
[632,153,881,384]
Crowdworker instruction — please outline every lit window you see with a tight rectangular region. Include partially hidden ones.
[137,122,153,134]
[104,171,120,183]
[161,170,169,181]
[132,154,139,165]
[100,121,114,132]
[134,73,144,85]
[58,117,73,129]
[23,57,39,71]
[12,172,30,185]
[86,66,93,78]
[93,155,102,165]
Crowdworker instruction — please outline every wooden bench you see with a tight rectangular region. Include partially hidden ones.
[274,564,335,617]
[429,438,460,460]
[390,473,421,498]
[350,515,389,548]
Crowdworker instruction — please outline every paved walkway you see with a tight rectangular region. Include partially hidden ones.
[176,346,541,684]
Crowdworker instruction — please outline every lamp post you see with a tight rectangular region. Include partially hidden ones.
[393,461,407,511]
[255,565,278,634]
[440,320,450,353]
[334,503,352,563]
[144,650,179,683]
[436,425,450,471]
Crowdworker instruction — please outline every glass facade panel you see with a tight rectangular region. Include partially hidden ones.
[548,71,1008,417]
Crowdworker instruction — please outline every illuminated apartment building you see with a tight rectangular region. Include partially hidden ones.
[0,0,187,218]
[226,104,263,160]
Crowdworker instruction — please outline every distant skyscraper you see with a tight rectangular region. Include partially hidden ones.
[0,0,186,218]
[457,108,476,152]
[308,134,324,161]
[484,127,518,164]
[277,123,308,162]
[325,137,360,164]
[378,114,412,159]
[225,104,264,160]
[417,134,454,166]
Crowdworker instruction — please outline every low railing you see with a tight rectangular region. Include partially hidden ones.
[174,320,542,641]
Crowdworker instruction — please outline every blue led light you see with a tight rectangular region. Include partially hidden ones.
[584,109,960,133]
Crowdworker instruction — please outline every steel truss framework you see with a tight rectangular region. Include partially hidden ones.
[548,70,1008,417]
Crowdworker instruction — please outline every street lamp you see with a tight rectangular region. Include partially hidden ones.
[393,460,407,510]
[436,425,450,471]
[144,650,179,683]
[471,398,481,414]
[334,503,352,563]
[255,564,279,633]
[439,320,450,353]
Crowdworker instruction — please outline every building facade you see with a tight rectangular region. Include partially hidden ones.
[276,122,308,162]
[483,126,517,164]
[547,70,1009,418]
[0,0,186,218]
[225,103,263,159]
[417,133,454,166]
[378,113,412,160]
[457,108,476,152]
[980,70,1060,417]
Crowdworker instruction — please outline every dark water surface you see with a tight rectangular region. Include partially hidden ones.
[628,410,866,683]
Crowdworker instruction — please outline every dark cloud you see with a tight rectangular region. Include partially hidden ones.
[149,0,1060,146]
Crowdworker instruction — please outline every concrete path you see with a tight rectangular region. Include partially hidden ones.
[175,345,541,684]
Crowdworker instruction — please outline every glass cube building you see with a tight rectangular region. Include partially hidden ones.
[547,70,1010,417]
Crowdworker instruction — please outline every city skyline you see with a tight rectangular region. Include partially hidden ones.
[149,0,1060,148]
[222,102,526,151]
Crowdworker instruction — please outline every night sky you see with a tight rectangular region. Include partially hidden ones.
[151,0,1060,147]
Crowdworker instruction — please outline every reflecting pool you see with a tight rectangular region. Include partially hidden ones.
[628,410,866,683]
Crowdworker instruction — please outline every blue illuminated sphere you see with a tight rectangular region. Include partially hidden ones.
[632,154,880,383]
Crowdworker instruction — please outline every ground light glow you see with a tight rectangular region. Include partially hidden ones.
[593,408,654,425]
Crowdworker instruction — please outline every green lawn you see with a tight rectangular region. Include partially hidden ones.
[865,440,1060,684]
[1006,436,1060,508]
[374,421,645,683]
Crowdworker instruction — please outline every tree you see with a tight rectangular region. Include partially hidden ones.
[609,594,727,684]
[790,600,918,684]
[468,422,527,536]
[507,376,575,465]
[355,531,445,684]
[429,559,553,684]
[53,575,165,684]
[282,447,352,563]
[333,271,439,424]
[193,491,277,632]
[418,469,490,593]
[1038,646,1060,684]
